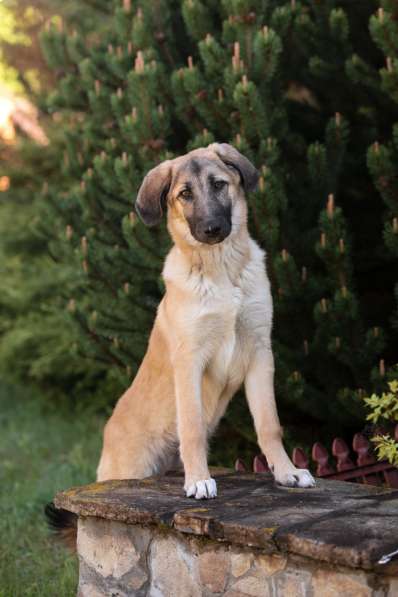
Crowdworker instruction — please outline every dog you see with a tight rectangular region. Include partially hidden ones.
[95,143,315,498]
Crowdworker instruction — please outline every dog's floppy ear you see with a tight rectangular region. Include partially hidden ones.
[135,160,172,226]
[209,143,259,193]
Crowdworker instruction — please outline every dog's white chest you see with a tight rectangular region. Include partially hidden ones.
[208,285,245,384]
[215,324,236,368]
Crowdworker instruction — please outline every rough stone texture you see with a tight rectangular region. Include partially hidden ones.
[312,569,373,597]
[199,550,230,592]
[149,535,201,597]
[387,579,398,596]
[256,554,287,576]
[54,472,398,596]
[272,568,313,597]
[77,518,151,596]
[77,518,140,579]
[55,471,398,571]
[231,552,253,577]
[77,582,107,597]
[228,575,270,596]
[74,520,397,597]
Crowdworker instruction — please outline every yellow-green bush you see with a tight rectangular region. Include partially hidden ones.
[365,378,398,466]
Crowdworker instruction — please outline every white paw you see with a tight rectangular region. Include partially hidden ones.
[185,478,217,499]
[274,468,316,488]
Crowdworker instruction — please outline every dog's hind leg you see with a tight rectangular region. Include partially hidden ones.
[96,429,177,482]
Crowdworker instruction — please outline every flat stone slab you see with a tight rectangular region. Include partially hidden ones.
[55,471,398,571]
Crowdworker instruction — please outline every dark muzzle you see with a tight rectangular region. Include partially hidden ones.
[195,217,232,244]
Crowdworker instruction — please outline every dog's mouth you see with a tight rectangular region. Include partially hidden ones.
[200,235,227,245]
[193,221,232,245]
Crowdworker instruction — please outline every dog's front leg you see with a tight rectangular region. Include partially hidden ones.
[174,357,217,499]
[245,348,315,488]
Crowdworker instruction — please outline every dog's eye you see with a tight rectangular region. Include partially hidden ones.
[180,189,193,201]
[213,180,227,190]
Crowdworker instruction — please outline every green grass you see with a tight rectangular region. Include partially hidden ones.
[0,381,104,597]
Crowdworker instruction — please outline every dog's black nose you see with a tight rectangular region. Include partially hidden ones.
[204,224,221,238]
[195,217,231,244]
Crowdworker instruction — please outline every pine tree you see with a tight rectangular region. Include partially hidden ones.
[0,0,110,404]
[364,0,398,461]
[0,129,112,404]
[368,0,398,334]
[36,0,398,460]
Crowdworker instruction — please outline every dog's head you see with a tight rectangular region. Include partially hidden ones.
[135,143,259,246]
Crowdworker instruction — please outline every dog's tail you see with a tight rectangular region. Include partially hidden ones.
[44,501,78,551]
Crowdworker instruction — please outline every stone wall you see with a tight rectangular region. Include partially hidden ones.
[54,472,398,597]
[77,518,396,597]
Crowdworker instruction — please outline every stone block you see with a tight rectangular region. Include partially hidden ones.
[256,554,287,577]
[56,473,398,571]
[225,591,255,597]
[77,518,141,580]
[231,552,253,578]
[78,582,108,597]
[149,535,201,597]
[312,569,372,597]
[199,550,230,593]
[228,574,271,597]
[273,568,312,597]
[388,578,398,596]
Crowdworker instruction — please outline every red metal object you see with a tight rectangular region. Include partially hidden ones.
[234,458,247,472]
[292,447,309,469]
[236,424,398,489]
[332,438,355,472]
[352,432,379,485]
[253,454,269,473]
[312,442,336,476]
[353,433,376,466]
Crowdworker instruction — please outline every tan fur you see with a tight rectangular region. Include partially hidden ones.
[97,145,315,496]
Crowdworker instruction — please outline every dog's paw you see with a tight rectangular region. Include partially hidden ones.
[185,478,217,499]
[274,468,315,488]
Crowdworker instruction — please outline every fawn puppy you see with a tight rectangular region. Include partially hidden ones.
[96,143,315,498]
